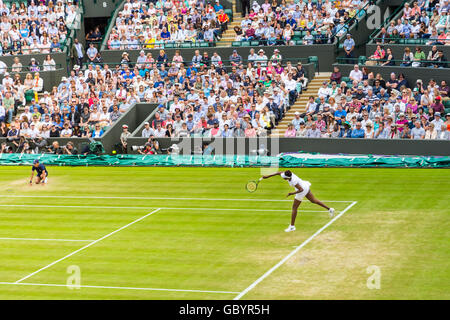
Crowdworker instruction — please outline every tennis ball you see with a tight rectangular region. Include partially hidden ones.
[112,150,117,155]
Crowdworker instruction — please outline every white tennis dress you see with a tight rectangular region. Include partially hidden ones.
[287,173,311,200]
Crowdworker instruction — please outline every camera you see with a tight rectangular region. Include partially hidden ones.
[167,144,180,155]
[131,145,145,151]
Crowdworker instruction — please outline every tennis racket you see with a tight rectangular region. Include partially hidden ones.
[246,177,263,193]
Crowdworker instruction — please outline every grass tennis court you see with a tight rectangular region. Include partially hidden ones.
[0,166,448,299]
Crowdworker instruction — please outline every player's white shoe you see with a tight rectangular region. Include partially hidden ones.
[285,225,296,233]
[328,208,335,218]
[43,178,48,184]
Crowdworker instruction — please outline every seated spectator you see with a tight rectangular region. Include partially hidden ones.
[400,47,414,67]
[0,0,78,57]
[368,45,386,65]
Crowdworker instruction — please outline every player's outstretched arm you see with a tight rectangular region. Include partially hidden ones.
[262,172,283,179]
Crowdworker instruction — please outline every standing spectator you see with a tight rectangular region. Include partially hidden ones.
[241,0,251,17]
[71,38,84,68]
[119,124,131,154]
[343,33,355,64]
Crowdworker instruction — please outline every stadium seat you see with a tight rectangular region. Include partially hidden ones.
[250,41,259,46]
[358,56,367,65]
[241,41,250,47]
[293,31,302,40]
[199,42,210,47]
[232,41,242,47]
[308,56,319,70]
[224,9,233,20]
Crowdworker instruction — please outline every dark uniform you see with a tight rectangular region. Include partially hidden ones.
[32,163,48,178]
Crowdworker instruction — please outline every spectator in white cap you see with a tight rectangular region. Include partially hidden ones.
[120,124,131,153]
[292,112,305,130]
[255,49,268,66]
[431,112,444,134]
[2,72,13,88]
[141,121,154,138]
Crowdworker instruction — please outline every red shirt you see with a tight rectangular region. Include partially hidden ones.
[431,102,444,114]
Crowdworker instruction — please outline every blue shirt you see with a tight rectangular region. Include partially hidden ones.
[344,38,355,51]
[334,109,347,119]
[213,4,223,12]
[350,128,365,138]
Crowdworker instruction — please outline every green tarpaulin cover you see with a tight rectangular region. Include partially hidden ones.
[0,153,449,168]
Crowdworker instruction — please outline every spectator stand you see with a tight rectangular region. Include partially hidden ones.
[0,0,85,82]
[88,0,123,50]
[0,100,156,155]
[98,43,334,72]
[76,56,317,144]
[333,62,450,89]
[366,0,450,61]
[336,0,391,62]
[123,136,450,156]
[0,59,66,92]
[224,0,372,49]
[99,0,235,51]
[270,59,450,139]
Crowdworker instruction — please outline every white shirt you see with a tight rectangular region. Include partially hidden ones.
[142,127,154,138]
[286,173,310,191]
[349,70,363,82]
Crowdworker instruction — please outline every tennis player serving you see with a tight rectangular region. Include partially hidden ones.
[262,170,335,232]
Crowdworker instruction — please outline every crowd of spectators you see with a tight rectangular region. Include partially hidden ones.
[124,47,307,139]
[234,0,367,45]
[374,0,449,45]
[0,62,132,153]
[367,44,448,68]
[1,47,309,153]
[284,65,450,139]
[0,0,81,56]
[106,0,231,50]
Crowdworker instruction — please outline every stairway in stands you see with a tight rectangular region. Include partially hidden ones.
[270,73,332,137]
[217,0,242,48]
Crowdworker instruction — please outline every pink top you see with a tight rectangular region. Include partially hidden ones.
[284,128,296,137]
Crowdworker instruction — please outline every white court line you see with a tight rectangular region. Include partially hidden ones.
[0,282,239,295]
[0,237,94,242]
[0,194,355,203]
[0,204,331,213]
[14,208,161,284]
[233,201,358,300]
